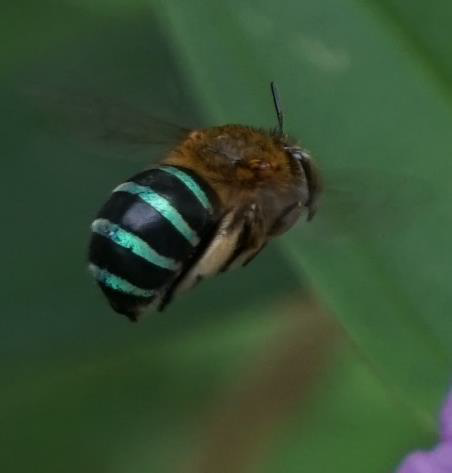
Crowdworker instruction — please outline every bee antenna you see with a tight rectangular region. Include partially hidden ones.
[270,81,284,136]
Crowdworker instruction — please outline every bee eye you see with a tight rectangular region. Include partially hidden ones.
[300,150,311,161]
[284,146,310,163]
[295,150,311,162]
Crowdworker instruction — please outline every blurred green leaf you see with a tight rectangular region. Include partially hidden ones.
[156,0,451,424]
[3,1,452,472]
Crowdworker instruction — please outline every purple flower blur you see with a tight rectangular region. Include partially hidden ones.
[396,390,452,473]
[441,391,452,443]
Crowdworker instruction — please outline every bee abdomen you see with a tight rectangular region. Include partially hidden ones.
[88,165,218,320]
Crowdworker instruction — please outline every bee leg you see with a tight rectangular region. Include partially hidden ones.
[268,201,304,236]
[242,242,267,267]
[157,221,220,312]
[220,204,266,272]
[160,204,265,310]
[219,219,252,272]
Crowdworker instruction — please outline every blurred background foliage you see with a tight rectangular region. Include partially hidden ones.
[1,1,451,472]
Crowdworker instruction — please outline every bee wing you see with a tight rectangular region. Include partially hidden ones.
[300,166,436,242]
[28,88,191,159]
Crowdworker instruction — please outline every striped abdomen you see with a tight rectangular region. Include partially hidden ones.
[88,165,219,320]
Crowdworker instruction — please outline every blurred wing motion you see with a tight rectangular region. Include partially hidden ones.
[28,88,191,158]
[301,165,436,242]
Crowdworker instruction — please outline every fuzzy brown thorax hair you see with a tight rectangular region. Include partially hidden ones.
[164,125,303,205]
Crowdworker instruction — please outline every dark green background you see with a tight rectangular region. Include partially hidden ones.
[2,1,451,472]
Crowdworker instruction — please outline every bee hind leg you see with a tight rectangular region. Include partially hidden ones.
[220,204,266,272]
[242,242,267,267]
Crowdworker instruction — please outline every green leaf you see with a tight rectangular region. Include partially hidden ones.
[3,1,452,472]
[156,0,452,422]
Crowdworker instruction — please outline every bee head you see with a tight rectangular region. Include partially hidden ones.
[284,145,322,221]
[271,82,322,220]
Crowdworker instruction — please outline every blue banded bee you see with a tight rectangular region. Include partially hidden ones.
[88,83,322,321]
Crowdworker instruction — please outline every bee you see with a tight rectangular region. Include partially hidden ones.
[88,83,322,321]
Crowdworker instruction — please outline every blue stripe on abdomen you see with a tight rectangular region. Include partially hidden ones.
[89,167,219,318]
[88,264,155,298]
[158,166,213,212]
[91,218,179,271]
[113,182,200,246]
